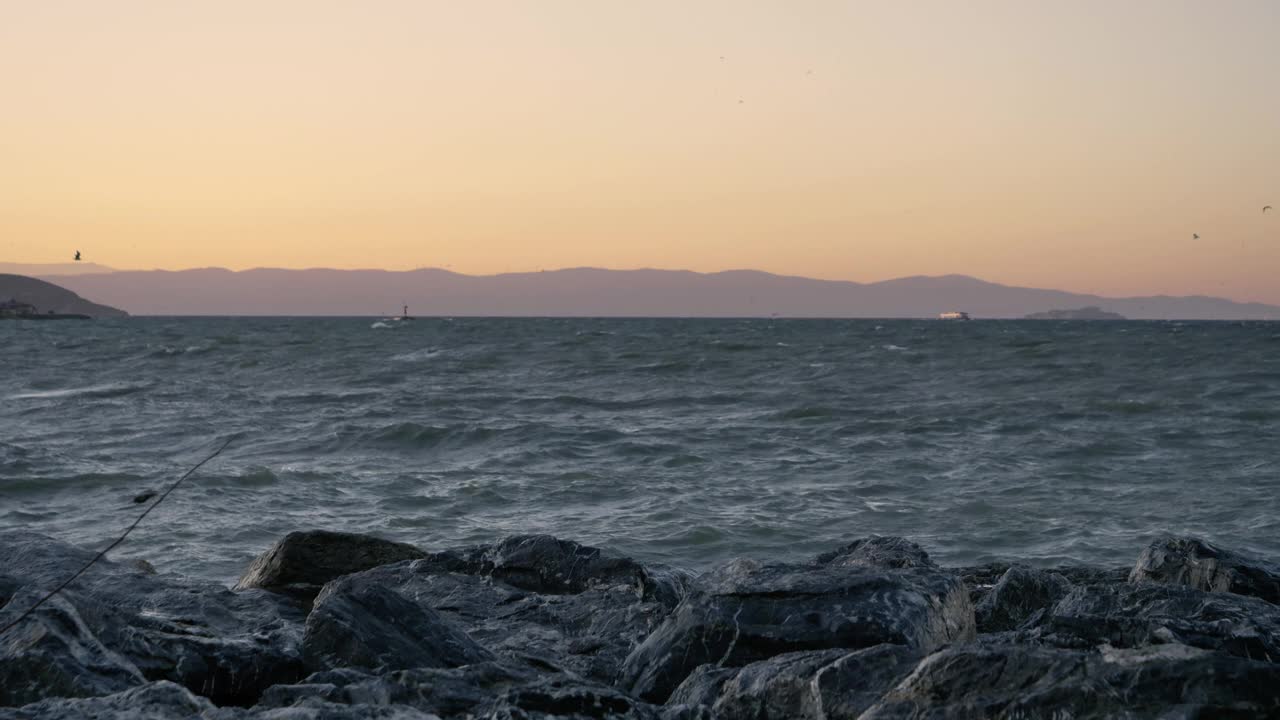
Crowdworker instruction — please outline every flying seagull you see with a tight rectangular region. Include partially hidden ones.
[1192,233,1199,240]
[1265,205,1273,213]
[74,250,81,261]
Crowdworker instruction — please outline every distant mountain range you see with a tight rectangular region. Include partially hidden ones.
[3,263,1278,319]
[0,273,128,318]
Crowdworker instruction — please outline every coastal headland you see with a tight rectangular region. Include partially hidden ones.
[0,274,127,319]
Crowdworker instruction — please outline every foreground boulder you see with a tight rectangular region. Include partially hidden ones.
[1028,582,1280,660]
[0,681,214,720]
[1,531,305,707]
[670,645,922,720]
[11,528,1280,718]
[1130,536,1280,605]
[974,566,1072,633]
[252,663,663,719]
[0,591,143,706]
[302,575,493,672]
[955,562,1128,607]
[619,558,975,703]
[0,679,445,719]
[414,534,690,606]
[233,530,427,603]
[257,663,534,716]
[328,554,677,684]
[861,641,1280,719]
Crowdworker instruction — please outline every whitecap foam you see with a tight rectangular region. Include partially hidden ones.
[392,348,441,362]
[9,383,150,400]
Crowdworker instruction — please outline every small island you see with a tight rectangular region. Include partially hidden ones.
[1024,306,1126,320]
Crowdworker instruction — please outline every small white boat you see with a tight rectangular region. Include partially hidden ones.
[938,311,971,320]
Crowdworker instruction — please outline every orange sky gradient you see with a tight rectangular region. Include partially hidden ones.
[3,1,1279,302]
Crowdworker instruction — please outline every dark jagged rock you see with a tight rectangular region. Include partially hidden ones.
[1052,565,1130,586]
[1130,536,1280,605]
[619,558,974,703]
[861,641,1280,719]
[0,680,443,719]
[258,663,533,716]
[814,536,934,570]
[334,559,672,684]
[0,592,143,706]
[665,646,920,720]
[954,562,1129,607]
[481,676,662,720]
[256,663,661,719]
[0,681,213,720]
[1,531,305,707]
[710,649,849,719]
[234,530,427,603]
[804,645,923,720]
[975,566,1072,633]
[666,665,738,708]
[327,534,694,685]
[302,575,493,672]
[416,534,691,606]
[659,707,715,720]
[951,562,1010,606]
[1028,582,1280,660]
[13,529,1280,719]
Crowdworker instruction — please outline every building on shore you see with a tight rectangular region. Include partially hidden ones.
[0,299,38,317]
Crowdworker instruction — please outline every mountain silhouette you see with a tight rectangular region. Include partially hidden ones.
[12,265,1279,319]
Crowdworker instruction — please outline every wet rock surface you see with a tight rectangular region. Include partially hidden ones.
[1130,536,1280,606]
[679,645,922,720]
[860,640,1280,719]
[234,530,427,604]
[814,536,935,570]
[1,531,305,707]
[302,575,493,672]
[6,530,1280,718]
[0,591,143,706]
[618,558,974,703]
[1026,581,1280,659]
[974,565,1072,633]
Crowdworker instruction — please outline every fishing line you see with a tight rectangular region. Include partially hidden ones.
[0,437,234,636]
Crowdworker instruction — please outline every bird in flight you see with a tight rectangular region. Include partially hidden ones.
[74,250,81,261]
[1192,233,1199,240]
[1265,205,1273,213]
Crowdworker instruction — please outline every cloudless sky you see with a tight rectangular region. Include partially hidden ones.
[3,1,1279,301]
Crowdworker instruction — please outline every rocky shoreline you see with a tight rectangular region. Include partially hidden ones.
[3,530,1280,718]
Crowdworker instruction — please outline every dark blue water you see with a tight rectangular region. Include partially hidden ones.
[2,317,1278,582]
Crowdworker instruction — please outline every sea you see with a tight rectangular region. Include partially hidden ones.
[2,317,1278,584]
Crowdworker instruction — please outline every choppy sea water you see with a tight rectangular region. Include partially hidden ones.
[2,317,1278,583]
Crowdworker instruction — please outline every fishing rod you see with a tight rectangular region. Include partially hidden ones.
[0,437,234,636]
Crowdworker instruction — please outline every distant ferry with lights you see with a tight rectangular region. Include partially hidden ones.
[938,311,971,320]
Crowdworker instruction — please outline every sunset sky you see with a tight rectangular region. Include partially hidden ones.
[3,1,1279,302]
